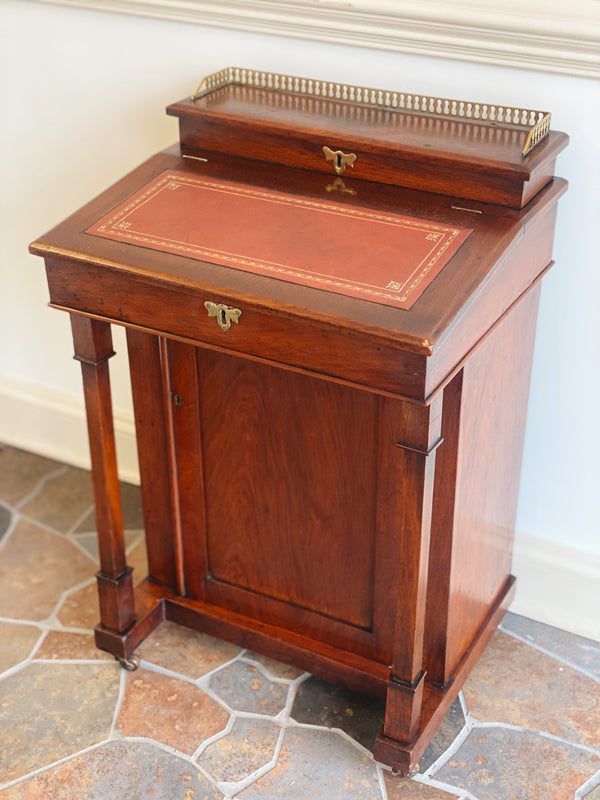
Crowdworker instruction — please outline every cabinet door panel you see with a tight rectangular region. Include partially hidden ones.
[195,349,379,634]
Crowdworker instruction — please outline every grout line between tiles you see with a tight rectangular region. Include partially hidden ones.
[42,574,98,633]
[191,713,266,799]
[191,677,385,797]
[275,670,305,720]
[2,499,101,561]
[64,531,101,565]
[106,735,213,782]
[282,716,383,764]
[137,658,210,687]
[208,708,289,726]
[575,767,600,798]
[58,571,97,596]
[192,715,236,761]
[0,617,45,629]
[0,740,110,792]
[471,718,600,754]
[0,503,21,555]
[228,656,294,689]
[212,725,287,799]
[458,689,470,720]
[135,651,264,695]
[28,627,52,660]
[135,654,294,721]
[0,616,97,642]
[0,626,49,684]
[13,464,70,512]
[116,735,202,763]
[33,657,116,666]
[0,658,36,684]
[47,623,96,635]
[65,502,96,537]
[499,624,600,683]
[423,719,474,779]
[15,510,88,542]
[411,771,471,798]
[375,763,389,800]
[238,653,309,686]
[199,659,294,719]
[195,652,249,687]
[108,666,129,740]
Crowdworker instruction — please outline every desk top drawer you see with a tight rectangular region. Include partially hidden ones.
[44,256,428,401]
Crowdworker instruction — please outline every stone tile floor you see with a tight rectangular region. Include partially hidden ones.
[0,443,599,799]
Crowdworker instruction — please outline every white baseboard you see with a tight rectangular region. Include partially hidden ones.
[511,532,600,642]
[0,374,140,484]
[1,374,598,640]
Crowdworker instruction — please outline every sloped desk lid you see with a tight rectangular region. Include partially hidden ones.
[86,169,472,311]
[29,147,568,357]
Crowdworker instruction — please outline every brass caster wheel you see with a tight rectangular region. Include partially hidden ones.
[115,654,140,672]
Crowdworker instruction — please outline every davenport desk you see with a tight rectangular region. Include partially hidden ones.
[30,69,568,773]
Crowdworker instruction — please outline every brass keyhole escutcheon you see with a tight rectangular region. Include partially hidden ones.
[204,301,242,332]
[323,146,357,175]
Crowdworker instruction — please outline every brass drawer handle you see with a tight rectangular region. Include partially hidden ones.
[204,301,242,332]
[323,146,357,175]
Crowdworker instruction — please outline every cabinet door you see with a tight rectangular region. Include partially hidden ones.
[167,341,403,661]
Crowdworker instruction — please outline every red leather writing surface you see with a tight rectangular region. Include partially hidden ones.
[87,171,471,310]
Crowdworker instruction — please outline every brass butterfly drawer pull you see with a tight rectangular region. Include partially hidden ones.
[204,301,242,332]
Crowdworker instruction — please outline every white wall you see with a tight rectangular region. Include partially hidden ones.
[1,0,599,638]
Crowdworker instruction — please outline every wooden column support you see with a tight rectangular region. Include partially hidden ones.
[384,671,427,744]
[70,314,135,635]
[380,395,443,745]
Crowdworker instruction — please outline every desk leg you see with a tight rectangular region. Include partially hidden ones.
[374,394,443,772]
[70,315,135,637]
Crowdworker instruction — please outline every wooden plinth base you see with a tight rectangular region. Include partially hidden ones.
[93,575,515,772]
[374,576,516,773]
[94,588,165,659]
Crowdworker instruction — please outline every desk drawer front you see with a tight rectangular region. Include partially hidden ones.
[45,258,427,400]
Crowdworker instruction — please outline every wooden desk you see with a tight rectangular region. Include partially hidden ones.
[30,71,567,773]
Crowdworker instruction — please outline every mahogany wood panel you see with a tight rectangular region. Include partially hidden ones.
[425,193,563,398]
[164,339,209,601]
[381,395,443,743]
[423,286,540,686]
[142,579,391,697]
[126,329,178,589]
[383,674,426,745]
[47,258,429,401]
[70,316,124,577]
[95,586,165,659]
[195,349,378,629]
[70,315,135,635]
[387,395,444,683]
[374,574,516,773]
[169,89,568,207]
[95,570,135,635]
[178,129,554,209]
[443,285,541,679]
[423,370,464,686]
